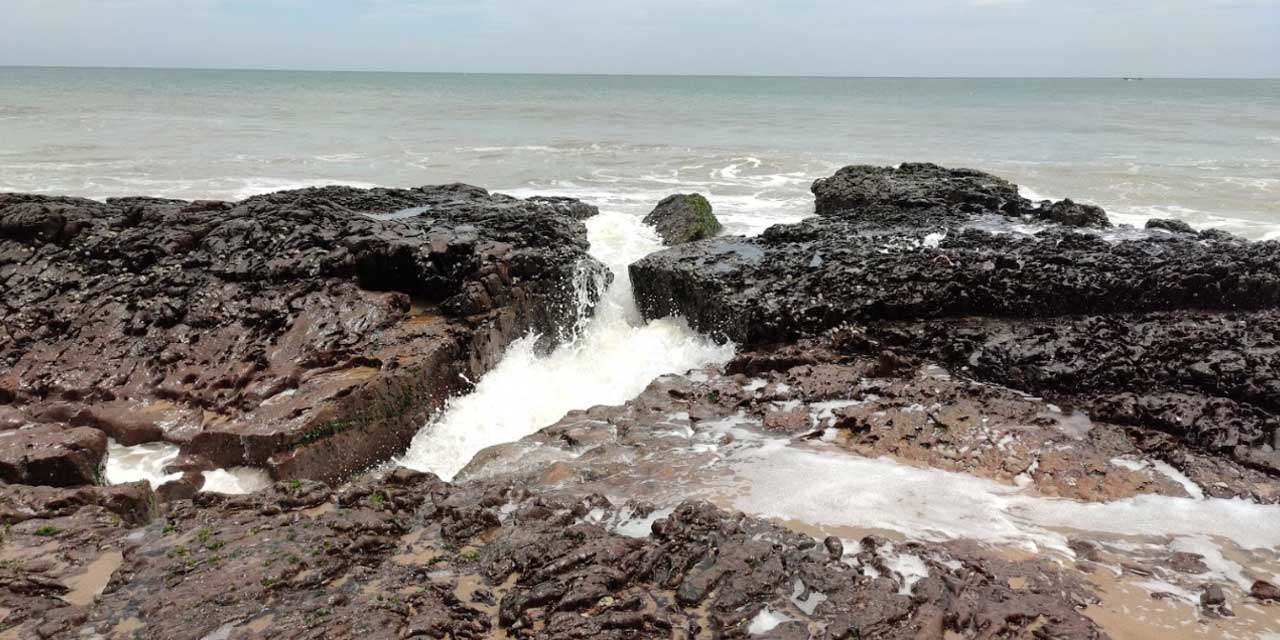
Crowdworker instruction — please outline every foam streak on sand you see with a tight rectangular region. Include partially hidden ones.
[398,212,735,481]
[730,445,1280,552]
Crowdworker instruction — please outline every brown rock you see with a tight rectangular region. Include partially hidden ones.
[0,423,106,487]
[1252,580,1280,601]
[156,472,205,503]
[1201,583,1227,607]
[1,187,608,483]
[1169,551,1209,574]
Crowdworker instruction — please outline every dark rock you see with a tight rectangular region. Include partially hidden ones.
[1146,218,1196,234]
[0,481,155,526]
[525,195,600,220]
[156,472,204,503]
[643,193,722,245]
[824,536,844,559]
[630,218,1280,346]
[0,424,107,487]
[1201,583,1227,606]
[1252,580,1280,601]
[0,185,609,483]
[1032,198,1111,228]
[632,164,1280,486]
[0,469,1107,639]
[870,313,1280,482]
[812,163,1026,218]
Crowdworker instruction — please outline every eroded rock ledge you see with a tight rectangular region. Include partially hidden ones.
[631,163,1280,480]
[1,184,609,483]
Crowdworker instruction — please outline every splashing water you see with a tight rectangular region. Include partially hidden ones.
[105,439,272,494]
[398,211,736,480]
[105,440,182,488]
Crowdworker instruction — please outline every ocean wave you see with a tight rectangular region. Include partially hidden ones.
[229,177,381,201]
[313,153,364,163]
[1218,176,1278,193]
[1018,185,1280,240]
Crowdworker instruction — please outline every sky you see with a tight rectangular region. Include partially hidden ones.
[3,0,1278,77]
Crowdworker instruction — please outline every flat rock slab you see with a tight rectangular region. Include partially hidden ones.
[0,184,609,482]
[0,424,106,487]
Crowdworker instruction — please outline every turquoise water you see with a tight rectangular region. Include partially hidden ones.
[2,67,1277,237]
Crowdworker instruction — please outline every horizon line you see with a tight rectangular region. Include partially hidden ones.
[1,64,1276,81]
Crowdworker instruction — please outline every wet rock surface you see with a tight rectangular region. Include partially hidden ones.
[0,470,1105,640]
[0,185,607,481]
[857,313,1280,489]
[631,163,1280,491]
[0,424,107,487]
[4,164,1279,639]
[459,344,1280,639]
[643,193,723,245]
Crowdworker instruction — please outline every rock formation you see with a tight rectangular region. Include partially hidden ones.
[643,193,722,245]
[1,185,608,483]
[4,165,1278,639]
[632,163,1280,482]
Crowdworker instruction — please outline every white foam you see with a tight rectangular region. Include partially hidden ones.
[104,439,182,488]
[747,607,791,635]
[921,231,947,248]
[1018,184,1280,240]
[106,439,272,495]
[1149,460,1205,500]
[1110,456,1148,472]
[200,468,272,495]
[614,507,675,538]
[790,578,828,615]
[731,445,1280,553]
[399,211,735,480]
[882,545,930,595]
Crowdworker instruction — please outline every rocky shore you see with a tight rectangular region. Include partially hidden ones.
[2,165,1278,639]
[1,185,606,487]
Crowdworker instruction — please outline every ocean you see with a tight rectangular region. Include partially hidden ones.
[1,67,1277,239]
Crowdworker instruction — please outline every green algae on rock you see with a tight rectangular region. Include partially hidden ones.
[642,193,723,245]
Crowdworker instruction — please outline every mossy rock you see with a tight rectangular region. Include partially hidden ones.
[643,193,723,245]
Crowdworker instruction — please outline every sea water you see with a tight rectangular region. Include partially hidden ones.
[1,68,1277,238]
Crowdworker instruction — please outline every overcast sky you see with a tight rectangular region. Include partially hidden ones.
[4,0,1278,77]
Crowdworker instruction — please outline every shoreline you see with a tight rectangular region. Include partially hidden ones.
[2,163,1278,638]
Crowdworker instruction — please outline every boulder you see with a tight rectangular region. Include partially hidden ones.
[1032,198,1111,228]
[0,424,107,487]
[1252,580,1280,601]
[811,162,1027,218]
[643,193,722,245]
[811,163,1111,229]
[1146,217,1196,234]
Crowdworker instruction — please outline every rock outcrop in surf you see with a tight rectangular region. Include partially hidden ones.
[631,163,1280,489]
[0,185,608,484]
[643,193,722,245]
